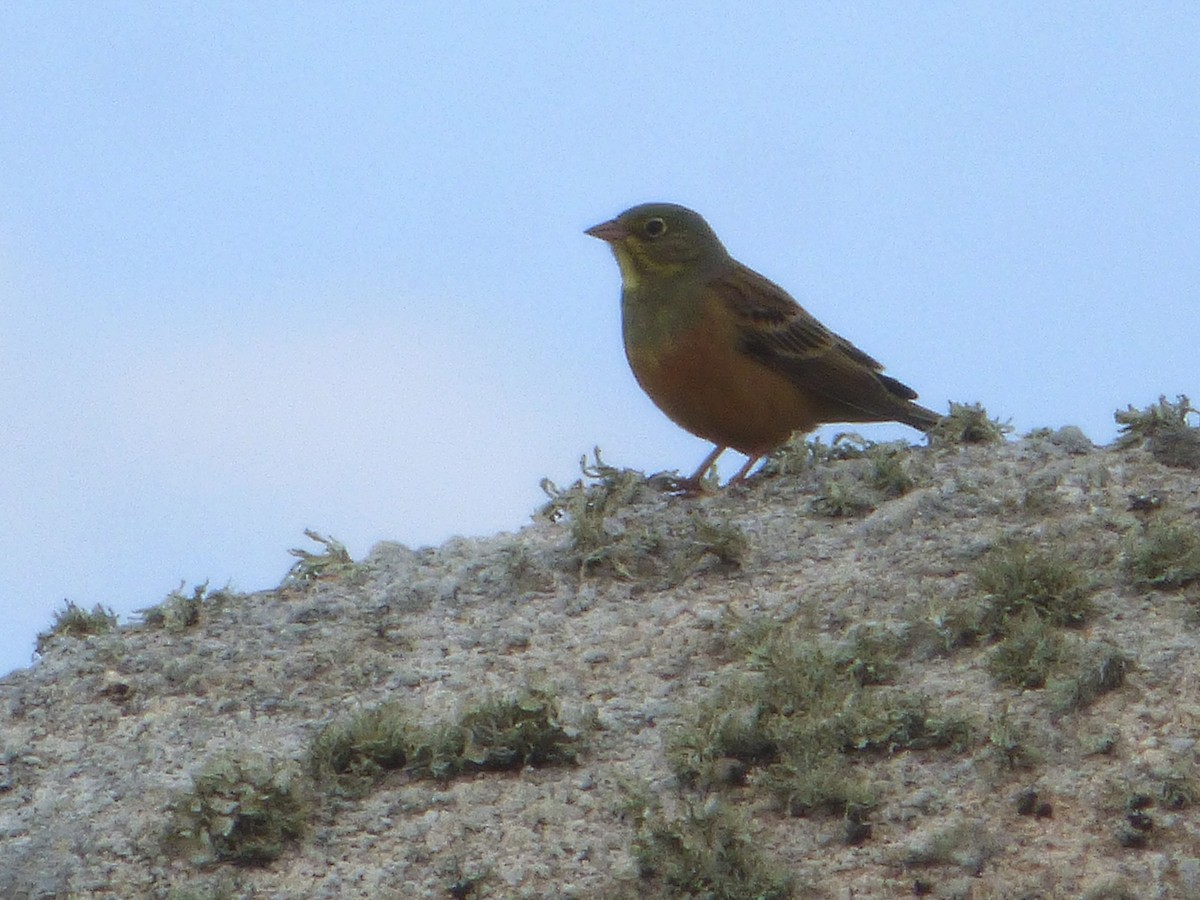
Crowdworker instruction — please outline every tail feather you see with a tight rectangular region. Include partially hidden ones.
[899,401,941,432]
[877,373,940,432]
[877,372,919,401]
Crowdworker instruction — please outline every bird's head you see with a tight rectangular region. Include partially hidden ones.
[586,203,729,285]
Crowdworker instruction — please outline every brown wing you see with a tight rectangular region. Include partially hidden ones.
[708,261,936,427]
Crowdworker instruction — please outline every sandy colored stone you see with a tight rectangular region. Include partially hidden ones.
[1,435,1199,898]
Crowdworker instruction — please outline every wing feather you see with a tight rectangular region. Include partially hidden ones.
[708,262,930,422]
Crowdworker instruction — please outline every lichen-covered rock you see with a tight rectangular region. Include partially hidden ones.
[2,434,1199,898]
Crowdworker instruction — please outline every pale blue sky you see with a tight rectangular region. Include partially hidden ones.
[2,4,1197,676]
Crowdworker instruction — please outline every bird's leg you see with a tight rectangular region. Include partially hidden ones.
[726,454,763,486]
[667,445,726,495]
[688,445,727,483]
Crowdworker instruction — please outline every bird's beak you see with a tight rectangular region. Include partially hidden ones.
[584,218,628,243]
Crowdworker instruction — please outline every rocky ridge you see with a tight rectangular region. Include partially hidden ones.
[2,426,1200,899]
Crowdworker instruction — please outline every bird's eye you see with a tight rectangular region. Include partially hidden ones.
[643,217,667,238]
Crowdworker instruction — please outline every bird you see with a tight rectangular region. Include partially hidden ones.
[586,202,939,491]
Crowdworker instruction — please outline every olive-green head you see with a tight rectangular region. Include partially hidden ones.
[586,202,730,285]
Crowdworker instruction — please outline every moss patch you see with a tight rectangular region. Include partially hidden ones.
[165,753,307,866]
[308,690,584,793]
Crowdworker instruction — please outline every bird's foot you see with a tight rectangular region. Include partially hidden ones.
[725,455,764,487]
[647,472,716,496]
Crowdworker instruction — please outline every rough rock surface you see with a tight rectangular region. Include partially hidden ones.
[2,434,1199,899]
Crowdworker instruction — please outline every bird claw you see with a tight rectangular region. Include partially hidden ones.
[647,472,715,496]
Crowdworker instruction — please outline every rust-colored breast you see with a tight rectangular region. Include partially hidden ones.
[624,295,822,456]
